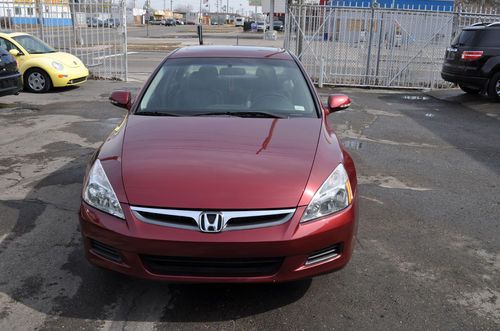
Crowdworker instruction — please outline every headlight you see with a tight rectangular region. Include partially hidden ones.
[301,163,353,223]
[51,61,64,71]
[83,159,124,219]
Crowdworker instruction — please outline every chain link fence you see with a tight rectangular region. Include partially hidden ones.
[285,4,500,89]
[0,0,127,81]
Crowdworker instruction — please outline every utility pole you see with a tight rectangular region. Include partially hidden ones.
[146,0,150,37]
[199,0,202,24]
[297,0,305,59]
[35,0,44,40]
[269,0,274,31]
[216,0,219,25]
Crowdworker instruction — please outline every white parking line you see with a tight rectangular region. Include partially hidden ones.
[94,52,138,60]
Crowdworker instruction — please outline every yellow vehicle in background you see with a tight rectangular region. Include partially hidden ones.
[0,32,89,93]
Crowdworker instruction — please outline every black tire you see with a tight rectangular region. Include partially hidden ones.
[459,84,481,95]
[487,71,500,102]
[24,68,52,93]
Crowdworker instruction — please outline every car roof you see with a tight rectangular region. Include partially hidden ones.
[169,46,292,60]
[0,32,29,38]
[463,23,500,31]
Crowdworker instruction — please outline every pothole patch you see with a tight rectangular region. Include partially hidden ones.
[0,107,40,115]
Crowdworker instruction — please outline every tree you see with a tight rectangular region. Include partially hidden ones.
[174,4,194,12]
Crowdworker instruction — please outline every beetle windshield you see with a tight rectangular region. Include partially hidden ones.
[137,57,318,118]
[12,35,56,54]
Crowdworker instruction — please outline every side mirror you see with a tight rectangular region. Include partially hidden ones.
[326,94,351,113]
[109,90,131,110]
[9,49,20,57]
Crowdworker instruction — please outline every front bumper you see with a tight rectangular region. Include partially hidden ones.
[51,66,89,87]
[79,200,358,283]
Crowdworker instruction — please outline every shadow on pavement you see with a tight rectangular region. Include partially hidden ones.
[378,92,500,175]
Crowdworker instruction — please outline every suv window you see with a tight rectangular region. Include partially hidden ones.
[452,29,500,47]
[452,30,478,46]
[478,30,499,47]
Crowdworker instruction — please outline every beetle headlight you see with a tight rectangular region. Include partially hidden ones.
[51,61,64,71]
[83,159,124,219]
[301,163,353,223]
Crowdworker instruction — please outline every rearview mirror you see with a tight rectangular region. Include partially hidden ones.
[110,90,131,110]
[326,94,351,113]
[9,49,20,57]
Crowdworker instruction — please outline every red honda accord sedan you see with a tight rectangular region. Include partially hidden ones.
[80,46,358,283]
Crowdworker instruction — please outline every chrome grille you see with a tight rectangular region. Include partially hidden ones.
[130,206,296,232]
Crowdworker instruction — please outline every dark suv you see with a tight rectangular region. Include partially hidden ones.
[441,22,500,101]
[0,48,22,97]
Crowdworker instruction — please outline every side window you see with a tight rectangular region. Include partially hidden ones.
[0,38,21,53]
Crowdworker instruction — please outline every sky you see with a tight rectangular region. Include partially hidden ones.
[131,0,263,14]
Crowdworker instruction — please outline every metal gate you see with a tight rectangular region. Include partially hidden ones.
[285,4,500,89]
[0,0,128,81]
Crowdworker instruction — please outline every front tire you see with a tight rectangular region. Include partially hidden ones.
[24,68,52,93]
[459,84,481,95]
[487,72,500,102]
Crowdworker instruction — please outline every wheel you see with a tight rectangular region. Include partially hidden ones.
[487,71,500,102]
[24,68,52,93]
[459,84,481,95]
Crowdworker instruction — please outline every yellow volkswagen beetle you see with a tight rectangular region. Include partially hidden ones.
[0,32,89,93]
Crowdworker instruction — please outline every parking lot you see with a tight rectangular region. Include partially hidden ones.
[1,42,499,329]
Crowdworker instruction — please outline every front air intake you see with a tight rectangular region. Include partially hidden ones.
[305,244,343,266]
[90,239,122,263]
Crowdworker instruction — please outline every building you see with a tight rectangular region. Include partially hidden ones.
[0,0,72,27]
[321,0,455,10]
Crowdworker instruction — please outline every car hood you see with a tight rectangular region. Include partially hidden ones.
[121,116,322,210]
[32,52,84,68]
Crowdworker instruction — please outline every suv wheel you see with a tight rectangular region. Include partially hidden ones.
[487,71,500,101]
[459,84,481,94]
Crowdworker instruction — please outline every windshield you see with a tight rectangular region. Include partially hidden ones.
[12,35,55,54]
[137,57,318,118]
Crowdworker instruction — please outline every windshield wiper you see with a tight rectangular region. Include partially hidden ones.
[193,111,285,118]
[135,111,180,116]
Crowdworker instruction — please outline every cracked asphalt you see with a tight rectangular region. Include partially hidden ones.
[0,73,499,329]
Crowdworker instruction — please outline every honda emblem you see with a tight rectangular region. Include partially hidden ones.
[199,212,224,233]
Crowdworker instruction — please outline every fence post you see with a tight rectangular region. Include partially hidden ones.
[319,57,325,88]
[69,1,82,48]
[297,3,306,60]
[36,0,44,40]
[122,0,128,82]
[451,3,461,42]
[375,12,384,85]
[365,2,377,85]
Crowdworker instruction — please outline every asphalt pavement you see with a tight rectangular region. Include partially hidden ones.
[0,59,499,329]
